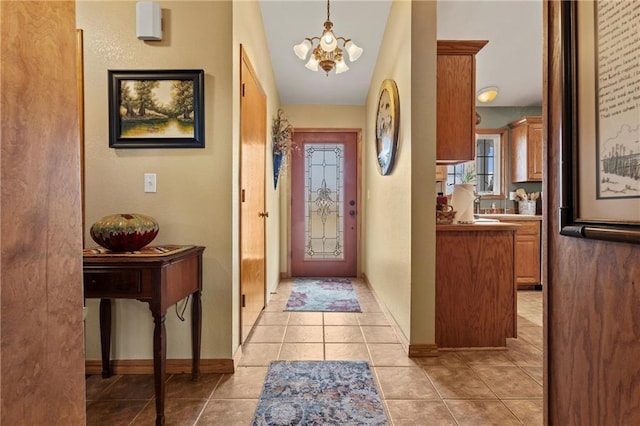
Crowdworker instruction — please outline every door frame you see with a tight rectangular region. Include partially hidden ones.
[283,128,363,278]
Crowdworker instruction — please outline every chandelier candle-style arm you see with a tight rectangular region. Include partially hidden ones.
[292,0,363,75]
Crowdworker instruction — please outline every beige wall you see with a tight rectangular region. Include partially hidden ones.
[282,105,366,129]
[409,0,437,347]
[79,0,279,361]
[363,0,437,344]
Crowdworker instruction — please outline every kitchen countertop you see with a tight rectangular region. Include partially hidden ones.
[436,221,519,232]
[478,213,542,221]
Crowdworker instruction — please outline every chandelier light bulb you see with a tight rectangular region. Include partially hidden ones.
[293,39,311,60]
[320,30,338,52]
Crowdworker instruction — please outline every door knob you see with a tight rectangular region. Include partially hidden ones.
[258,211,269,218]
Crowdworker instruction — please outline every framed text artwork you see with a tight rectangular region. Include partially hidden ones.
[559,0,640,244]
[108,70,204,148]
[375,79,400,175]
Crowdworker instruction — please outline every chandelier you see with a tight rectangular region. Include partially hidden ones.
[293,0,363,75]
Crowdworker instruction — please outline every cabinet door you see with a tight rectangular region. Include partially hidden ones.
[510,116,543,182]
[436,40,487,164]
[527,123,543,181]
[512,220,541,287]
[437,54,475,162]
[515,234,541,285]
[511,124,529,183]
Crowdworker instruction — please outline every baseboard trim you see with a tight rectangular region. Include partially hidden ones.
[408,344,439,357]
[360,273,411,352]
[85,358,235,375]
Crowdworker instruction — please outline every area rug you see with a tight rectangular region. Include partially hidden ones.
[252,361,389,426]
[284,278,361,312]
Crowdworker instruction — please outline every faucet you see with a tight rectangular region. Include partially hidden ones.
[475,194,482,214]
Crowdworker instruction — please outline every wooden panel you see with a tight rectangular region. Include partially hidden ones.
[528,122,543,180]
[85,358,235,375]
[492,218,541,288]
[436,41,487,164]
[510,117,542,182]
[239,46,266,343]
[511,123,529,183]
[436,229,516,347]
[515,234,541,285]
[547,2,640,423]
[1,2,85,424]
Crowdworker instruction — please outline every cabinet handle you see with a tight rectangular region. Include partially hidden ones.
[258,212,269,218]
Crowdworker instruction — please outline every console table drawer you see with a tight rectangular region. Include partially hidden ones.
[84,271,142,297]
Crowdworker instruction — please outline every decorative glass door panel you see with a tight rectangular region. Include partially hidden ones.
[292,131,357,277]
[305,144,344,260]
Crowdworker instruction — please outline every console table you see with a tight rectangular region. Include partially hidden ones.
[83,245,205,426]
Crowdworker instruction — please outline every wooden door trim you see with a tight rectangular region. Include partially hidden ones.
[285,128,362,278]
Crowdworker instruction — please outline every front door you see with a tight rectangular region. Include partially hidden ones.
[291,130,358,277]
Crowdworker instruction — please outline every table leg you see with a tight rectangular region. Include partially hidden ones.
[99,298,112,378]
[152,311,166,426]
[191,290,202,381]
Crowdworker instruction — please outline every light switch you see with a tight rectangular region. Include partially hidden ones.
[144,173,157,193]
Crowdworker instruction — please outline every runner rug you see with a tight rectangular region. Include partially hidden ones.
[284,278,361,312]
[252,361,389,426]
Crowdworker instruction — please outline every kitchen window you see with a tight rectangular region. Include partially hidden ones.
[445,129,507,198]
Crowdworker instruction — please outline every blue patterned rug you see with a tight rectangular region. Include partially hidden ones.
[252,361,389,426]
[284,278,361,312]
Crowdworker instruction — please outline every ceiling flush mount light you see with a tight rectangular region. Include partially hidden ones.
[293,0,363,75]
[477,86,499,103]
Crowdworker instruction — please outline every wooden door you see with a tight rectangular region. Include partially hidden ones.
[291,130,359,277]
[239,47,266,343]
[1,1,86,422]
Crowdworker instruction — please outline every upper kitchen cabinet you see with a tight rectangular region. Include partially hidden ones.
[436,40,488,164]
[510,116,543,182]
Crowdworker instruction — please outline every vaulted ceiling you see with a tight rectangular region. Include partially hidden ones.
[259,0,543,107]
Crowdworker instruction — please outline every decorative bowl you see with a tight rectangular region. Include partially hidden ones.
[90,213,159,252]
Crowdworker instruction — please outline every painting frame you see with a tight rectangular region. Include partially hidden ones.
[375,79,400,176]
[108,69,204,148]
[559,1,640,244]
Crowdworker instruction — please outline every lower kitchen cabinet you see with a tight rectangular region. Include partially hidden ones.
[436,222,518,348]
[481,214,542,289]
[513,220,541,288]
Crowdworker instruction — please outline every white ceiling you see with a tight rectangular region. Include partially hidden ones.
[259,0,543,107]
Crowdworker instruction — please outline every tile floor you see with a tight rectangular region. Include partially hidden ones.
[86,279,543,425]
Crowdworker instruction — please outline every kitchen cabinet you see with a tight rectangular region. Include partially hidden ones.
[481,214,542,289]
[436,222,518,347]
[512,219,541,288]
[510,116,543,182]
[437,40,488,164]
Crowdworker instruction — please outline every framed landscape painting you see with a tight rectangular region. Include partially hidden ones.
[108,70,204,148]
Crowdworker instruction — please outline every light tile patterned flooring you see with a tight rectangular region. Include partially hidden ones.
[86,279,543,425]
